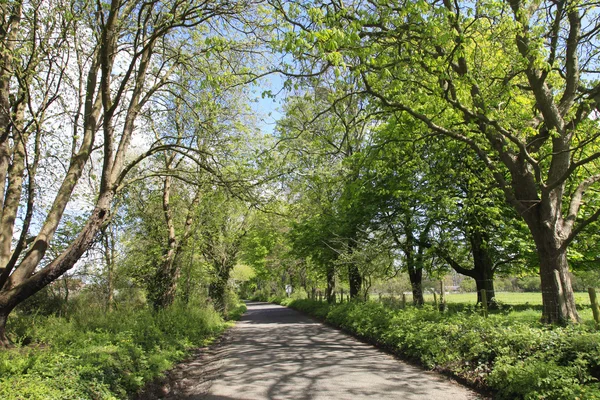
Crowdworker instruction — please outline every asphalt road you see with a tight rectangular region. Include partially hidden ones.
[159,301,480,399]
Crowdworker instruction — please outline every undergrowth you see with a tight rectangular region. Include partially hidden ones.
[278,298,600,400]
[0,299,246,399]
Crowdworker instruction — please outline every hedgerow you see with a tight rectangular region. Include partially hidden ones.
[281,299,600,400]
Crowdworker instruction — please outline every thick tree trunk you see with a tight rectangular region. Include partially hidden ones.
[475,276,496,308]
[470,230,497,309]
[326,267,335,303]
[151,263,180,310]
[0,196,112,341]
[348,264,362,299]
[408,266,424,306]
[520,206,580,324]
[537,245,579,324]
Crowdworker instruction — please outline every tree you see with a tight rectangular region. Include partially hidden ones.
[425,139,535,307]
[276,83,376,299]
[0,0,256,346]
[198,191,251,313]
[274,0,600,323]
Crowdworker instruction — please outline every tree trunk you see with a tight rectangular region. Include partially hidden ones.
[103,229,115,312]
[475,276,496,309]
[0,195,112,339]
[348,264,362,299]
[470,229,497,309]
[152,264,180,310]
[521,206,580,324]
[326,266,335,303]
[408,267,424,306]
[537,246,579,324]
[0,309,11,348]
[107,264,114,311]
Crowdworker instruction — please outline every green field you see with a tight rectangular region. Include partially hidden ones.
[420,291,592,305]
[371,291,598,325]
[374,291,592,305]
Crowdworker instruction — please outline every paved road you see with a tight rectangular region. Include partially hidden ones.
[162,301,480,399]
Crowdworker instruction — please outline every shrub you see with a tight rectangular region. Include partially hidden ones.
[1,301,227,399]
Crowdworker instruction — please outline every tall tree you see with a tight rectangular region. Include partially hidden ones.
[198,191,251,313]
[274,0,600,323]
[0,0,256,346]
[276,83,374,299]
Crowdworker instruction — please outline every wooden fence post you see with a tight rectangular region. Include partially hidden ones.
[440,280,446,311]
[433,291,438,310]
[402,293,406,309]
[341,288,344,303]
[588,287,600,329]
[480,289,488,317]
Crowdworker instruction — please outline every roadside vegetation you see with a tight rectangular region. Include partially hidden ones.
[0,294,246,400]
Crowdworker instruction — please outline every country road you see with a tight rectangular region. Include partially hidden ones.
[150,301,481,399]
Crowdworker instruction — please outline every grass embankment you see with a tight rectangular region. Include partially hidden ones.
[0,301,246,400]
[274,297,600,400]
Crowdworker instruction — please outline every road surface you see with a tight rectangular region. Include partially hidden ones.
[153,301,481,399]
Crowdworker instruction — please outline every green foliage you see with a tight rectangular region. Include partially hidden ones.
[222,289,246,321]
[0,302,226,399]
[282,299,600,399]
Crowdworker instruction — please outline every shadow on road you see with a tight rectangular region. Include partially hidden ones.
[170,301,478,400]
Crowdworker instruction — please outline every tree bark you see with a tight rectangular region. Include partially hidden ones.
[517,191,580,323]
[469,230,497,309]
[0,308,12,348]
[535,239,579,324]
[408,266,424,306]
[151,179,200,309]
[0,193,113,333]
[326,266,335,303]
[348,264,362,299]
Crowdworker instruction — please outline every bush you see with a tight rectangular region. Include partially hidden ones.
[282,299,600,399]
[1,301,227,399]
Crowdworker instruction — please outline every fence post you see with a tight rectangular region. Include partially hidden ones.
[588,287,600,329]
[440,280,446,311]
[433,291,438,310]
[480,289,488,317]
[341,288,344,303]
[402,293,406,309]
[379,292,382,302]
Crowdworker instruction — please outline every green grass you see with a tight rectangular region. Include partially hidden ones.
[372,291,598,326]
[378,291,592,305]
